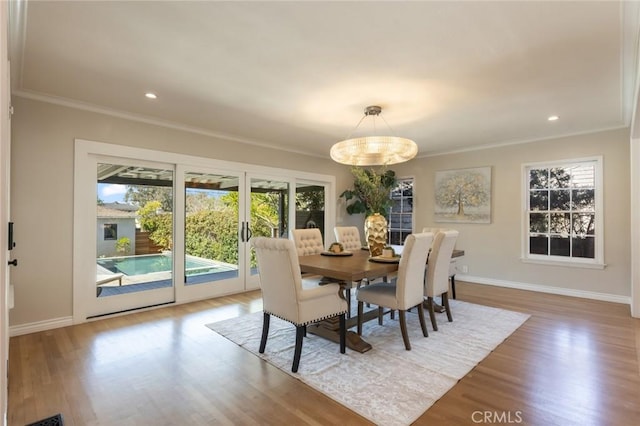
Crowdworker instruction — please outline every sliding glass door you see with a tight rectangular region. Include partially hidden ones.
[74,140,336,321]
[245,175,291,290]
[177,168,246,301]
[92,160,176,316]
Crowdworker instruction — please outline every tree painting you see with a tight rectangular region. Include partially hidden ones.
[434,167,491,223]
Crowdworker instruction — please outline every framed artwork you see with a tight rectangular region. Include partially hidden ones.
[434,166,491,223]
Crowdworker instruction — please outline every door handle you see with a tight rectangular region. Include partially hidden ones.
[8,222,15,250]
[8,259,17,267]
[246,224,252,241]
[240,222,246,242]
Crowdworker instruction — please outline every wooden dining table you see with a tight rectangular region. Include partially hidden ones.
[299,247,464,353]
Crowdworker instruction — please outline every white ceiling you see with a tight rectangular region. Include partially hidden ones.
[8,1,640,159]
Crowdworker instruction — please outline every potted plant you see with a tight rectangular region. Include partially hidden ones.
[340,167,396,256]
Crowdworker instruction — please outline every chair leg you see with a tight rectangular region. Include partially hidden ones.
[292,325,305,373]
[339,313,346,354]
[399,310,411,350]
[345,287,351,318]
[417,303,428,337]
[357,301,364,335]
[390,310,395,320]
[378,306,384,325]
[259,312,270,353]
[451,275,456,299]
[427,297,438,331]
[442,292,453,322]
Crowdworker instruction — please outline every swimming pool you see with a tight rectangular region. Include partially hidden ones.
[97,254,218,276]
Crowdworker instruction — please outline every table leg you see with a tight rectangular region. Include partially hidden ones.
[307,309,380,353]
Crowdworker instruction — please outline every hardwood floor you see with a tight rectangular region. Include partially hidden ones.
[8,282,640,425]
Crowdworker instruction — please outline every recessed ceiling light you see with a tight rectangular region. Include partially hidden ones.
[548,115,559,121]
[145,93,157,99]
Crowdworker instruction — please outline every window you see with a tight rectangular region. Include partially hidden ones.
[523,157,603,267]
[103,223,117,240]
[388,178,414,245]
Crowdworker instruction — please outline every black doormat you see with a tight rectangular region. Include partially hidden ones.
[26,413,63,426]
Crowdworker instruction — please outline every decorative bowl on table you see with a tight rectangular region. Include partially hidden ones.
[381,246,396,258]
[321,242,353,256]
[369,246,400,263]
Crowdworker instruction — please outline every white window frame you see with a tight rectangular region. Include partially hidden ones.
[388,176,415,245]
[521,156,605,269]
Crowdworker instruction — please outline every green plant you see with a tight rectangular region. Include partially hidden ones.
[339,167,397,216]
[115,237,131,255]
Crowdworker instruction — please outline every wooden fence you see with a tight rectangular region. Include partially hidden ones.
[135,230,163,255]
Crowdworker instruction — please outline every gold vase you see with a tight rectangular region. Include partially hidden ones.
[365,213,388,257]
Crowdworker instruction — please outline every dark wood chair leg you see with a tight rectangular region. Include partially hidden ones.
[357,301,364,335]
[399,310,411,350]
[390,310,395,320]
[292,325,305,373]
[427,297,438,331]
[378,306,384,325]
[339,313,346,354]
[417,303,428,337]
[259,312,270,353]
[451,275,456,299]
[442,292,453,322]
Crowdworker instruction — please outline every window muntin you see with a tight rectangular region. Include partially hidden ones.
[524,158,602,265]
[388,178,413,245]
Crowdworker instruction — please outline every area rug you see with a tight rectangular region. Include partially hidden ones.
[207,300,529,426]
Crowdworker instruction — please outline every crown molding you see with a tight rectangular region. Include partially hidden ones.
[418,124,629,159]
[13,89,328,160]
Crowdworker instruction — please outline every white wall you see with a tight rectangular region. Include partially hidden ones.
[9,96,355,327]
[395,128,631,301]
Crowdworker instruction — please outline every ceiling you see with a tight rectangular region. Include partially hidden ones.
[8,1,640,159]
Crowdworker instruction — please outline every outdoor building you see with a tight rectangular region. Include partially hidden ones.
[96,205,137,258]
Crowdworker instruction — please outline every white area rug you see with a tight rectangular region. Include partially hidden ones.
[207,300,529,426]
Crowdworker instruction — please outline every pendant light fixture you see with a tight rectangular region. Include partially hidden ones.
[330,105,418,166]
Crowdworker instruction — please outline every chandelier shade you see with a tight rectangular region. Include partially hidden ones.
[330,136,418,166]
[330,105,418,166]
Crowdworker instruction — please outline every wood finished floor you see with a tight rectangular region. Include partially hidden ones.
[8,282,640,426]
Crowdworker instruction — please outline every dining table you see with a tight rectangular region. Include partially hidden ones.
[299,247,465,353]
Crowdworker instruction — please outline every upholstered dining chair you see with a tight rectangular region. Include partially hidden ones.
[356,232,434,350]
[334,225,372,299]
[422,227,459,299]
[334,226,363,251]
[424,230,459,331]
[251,237,347,373]
[292,228,356,316]
[290,228,325,256]
[290,228,326,283]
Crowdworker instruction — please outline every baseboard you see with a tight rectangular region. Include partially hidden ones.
[458,274,631,305]
[9,316,74,337]
[8,277,629,336]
